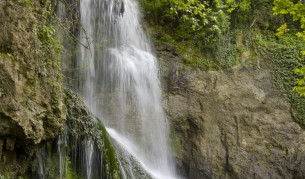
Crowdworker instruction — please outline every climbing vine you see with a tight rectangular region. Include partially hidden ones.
[273,0,305,96]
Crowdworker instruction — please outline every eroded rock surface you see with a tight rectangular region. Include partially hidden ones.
[159,50,305,178]
[0,1,66,175]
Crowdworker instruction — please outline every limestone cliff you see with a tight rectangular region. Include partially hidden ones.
[158,46,305,178]
[0,0,66,175]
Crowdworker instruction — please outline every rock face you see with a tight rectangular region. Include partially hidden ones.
[159,50,305,178]
[26,89,120,179]
[0,58,65,144]
[0,0,66,142]
[0,0,66,175]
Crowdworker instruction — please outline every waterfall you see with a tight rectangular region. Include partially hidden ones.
[77,0,177,178]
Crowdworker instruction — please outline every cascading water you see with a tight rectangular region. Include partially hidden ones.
[77,0,177,178]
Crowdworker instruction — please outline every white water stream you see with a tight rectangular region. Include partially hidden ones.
[78,0,178,178]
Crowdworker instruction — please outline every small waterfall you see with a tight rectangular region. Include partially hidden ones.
[57,126,67,179]
[84,140,94,178]
[33,124,113,179]
[77,0,177,178]
[36,149,47,179]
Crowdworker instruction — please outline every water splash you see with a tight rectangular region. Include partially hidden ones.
[107,128,179,179]
[78,0,177,178]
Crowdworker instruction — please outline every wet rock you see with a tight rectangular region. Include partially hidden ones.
[5,137,15,151]
[0,140,3,159]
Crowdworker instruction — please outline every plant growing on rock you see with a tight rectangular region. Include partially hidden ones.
[273,0,305,96]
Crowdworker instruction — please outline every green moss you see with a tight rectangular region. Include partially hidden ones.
[0,172,13,179]
[23,119,120,179]
[98,122,120,178]
[0,53,15,60]
[169,132,184,159]
[65,158,79,179]
[61,90,121,178]
[22,0,32,6]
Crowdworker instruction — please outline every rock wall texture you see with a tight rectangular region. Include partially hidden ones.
[0,1,66,175]
[158,48,305,178]
[26,89,120,179]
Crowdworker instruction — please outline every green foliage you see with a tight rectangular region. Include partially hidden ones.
[294,66,305,95]
[37,2,63,57]
[256,34,305,125]
[273,0,305,96]
[37,23,63,68]
[275,23,290,37]
[273,0,305,36]
[34,0,64,114]
[169,0,231,32]
[140,0,269,70]
[39,25,56,46]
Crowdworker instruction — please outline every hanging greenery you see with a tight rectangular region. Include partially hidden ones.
[273,0,305,96]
